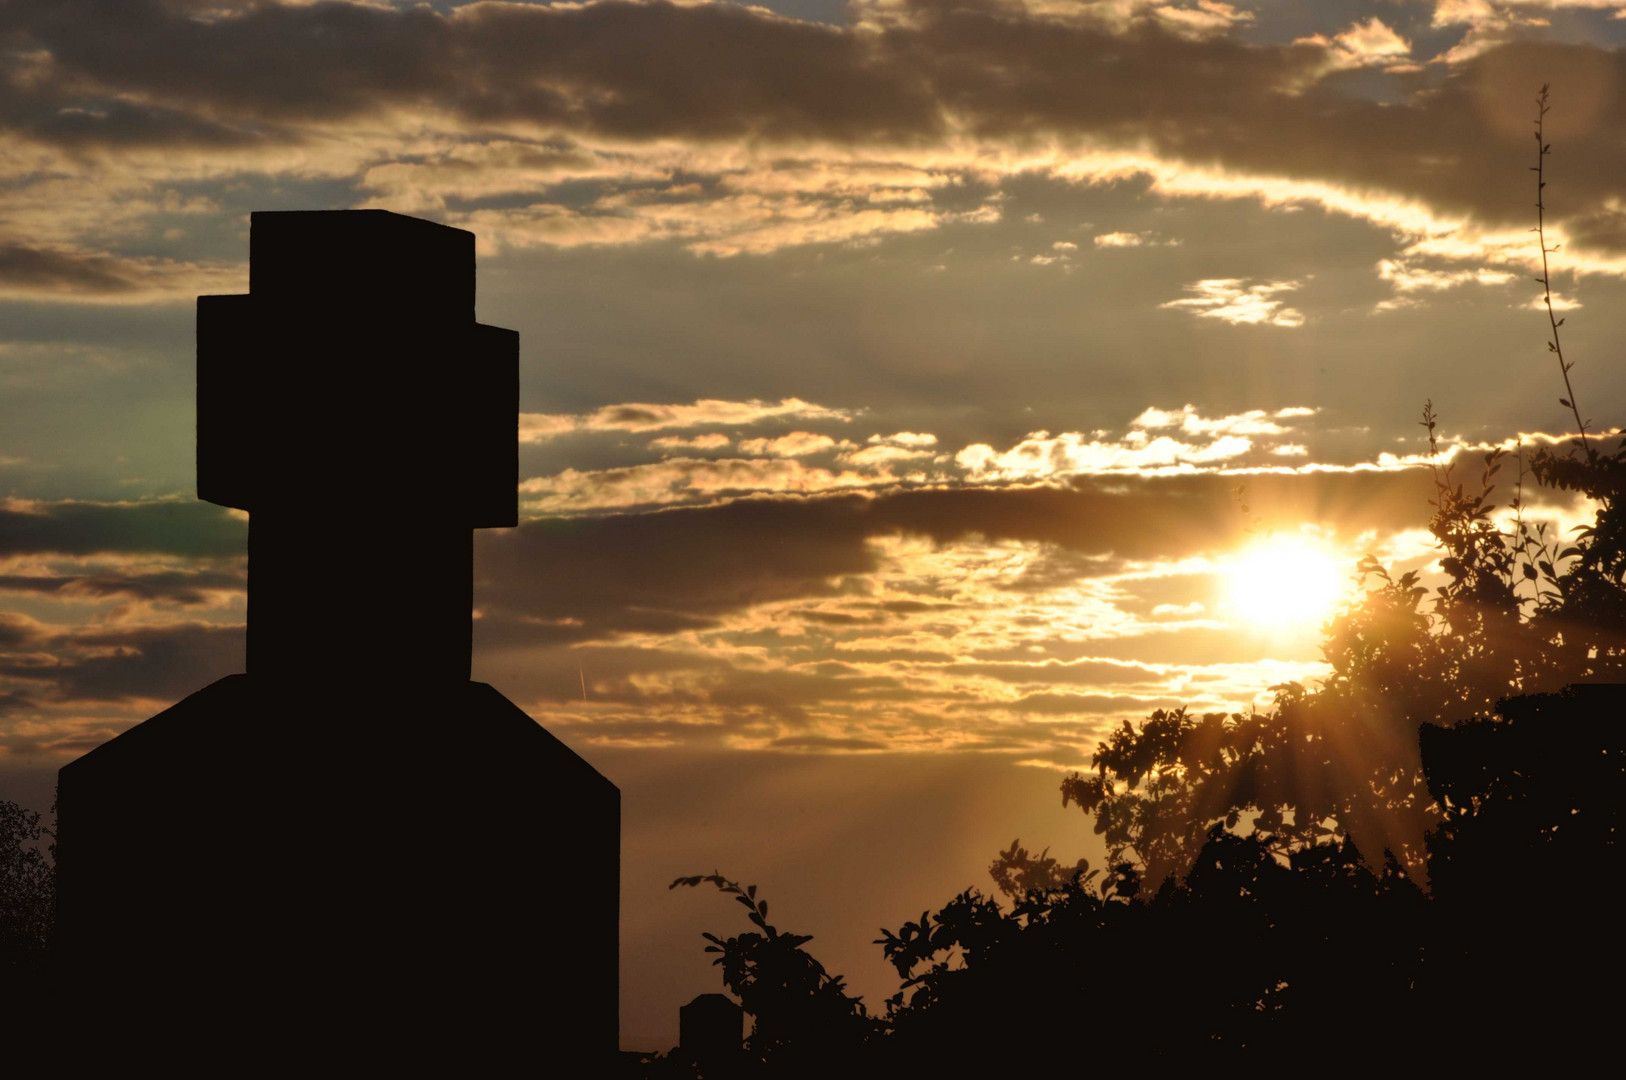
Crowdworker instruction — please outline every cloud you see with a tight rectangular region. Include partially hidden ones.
[1131,404,1314,438]
[1378,258,1516,293]
[1161,279,1305,327]
[0,613,47,651]
[519,401,1342,509]
[0,243,239,302]
[842,443,933,467]
[457,194,965,258]
[957,430,1254,479]
[1149,1,1254,37]
[1001,690,1186,714]
[0,464,1493,769]
[0,567,243,607]
[869,432,937,448]
[1093,230,1179,247]
[650,432,732,453]
[0,620,244,705]
[478,467,1443,646]
[9,0,1626,277]
[0,499,245,559]
[519,398,854,442]
[950,657,1170,685]
[738,432,840,457]
[518,456,894,514]
[1296,18,1413,73]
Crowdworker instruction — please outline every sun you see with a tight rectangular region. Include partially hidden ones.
[1225,536,1348,629]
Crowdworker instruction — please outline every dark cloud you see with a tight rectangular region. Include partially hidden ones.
[6,0,933,139]
[476,495,879,640]
[0,472,1439,715]
[0,621,244,703]
[477,467,1435,640]
[0,245,141,296]
[8,1,1626,242]
[795,609,887,626]
[35,727,121,753]
[7,97,267,149]
[0,500,245,558]
[0,613,44,650]
[0,568,244,605]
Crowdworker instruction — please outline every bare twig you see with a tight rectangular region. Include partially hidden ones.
[1532,85,1594,461]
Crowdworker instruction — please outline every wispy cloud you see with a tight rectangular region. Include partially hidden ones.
[1296,17,1414,73]
[650,433,733,453]
[738,432,844,458]
[1093,230,1180,248]
[1161,279,1306,327]
[1133,405,1316,438]
[519,398,854,443]
[957,429,1256,479]
[518,456,894,514]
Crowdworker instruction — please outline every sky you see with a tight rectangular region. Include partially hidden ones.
[2,0,1625,1049]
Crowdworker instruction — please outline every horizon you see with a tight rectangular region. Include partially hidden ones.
[3,0,1626,1051]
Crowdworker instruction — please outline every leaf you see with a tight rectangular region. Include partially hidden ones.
[1560,399,1572,408]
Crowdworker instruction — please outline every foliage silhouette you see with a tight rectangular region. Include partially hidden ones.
[1,798,54,1047]
[661,873,876,1076]
[0,800,53,976]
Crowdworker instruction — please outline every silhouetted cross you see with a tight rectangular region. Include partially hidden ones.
[197,210,518,683]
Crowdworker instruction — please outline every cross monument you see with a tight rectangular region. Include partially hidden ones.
[55,211,620,1069]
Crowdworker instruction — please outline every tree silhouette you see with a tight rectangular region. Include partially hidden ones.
[1056,412,1624,897]
[1,800,54,986]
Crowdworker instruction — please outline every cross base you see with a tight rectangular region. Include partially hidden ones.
[56,675,619,1065]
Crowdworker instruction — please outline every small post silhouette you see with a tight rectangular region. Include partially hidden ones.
[681,992,745,1067]
[56,211,619,1068]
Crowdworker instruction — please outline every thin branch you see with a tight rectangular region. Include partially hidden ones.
[1533,85,1594,462]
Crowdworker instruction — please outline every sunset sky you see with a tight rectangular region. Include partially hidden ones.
[3,0,1624,1047]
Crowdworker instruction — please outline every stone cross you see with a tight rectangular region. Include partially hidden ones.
[57,210,620,1067]
[197,210,517,682]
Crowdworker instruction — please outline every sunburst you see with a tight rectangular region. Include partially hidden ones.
[1225,536,1348,629]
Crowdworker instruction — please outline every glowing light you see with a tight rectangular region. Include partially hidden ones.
[1226,537,1347,629]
